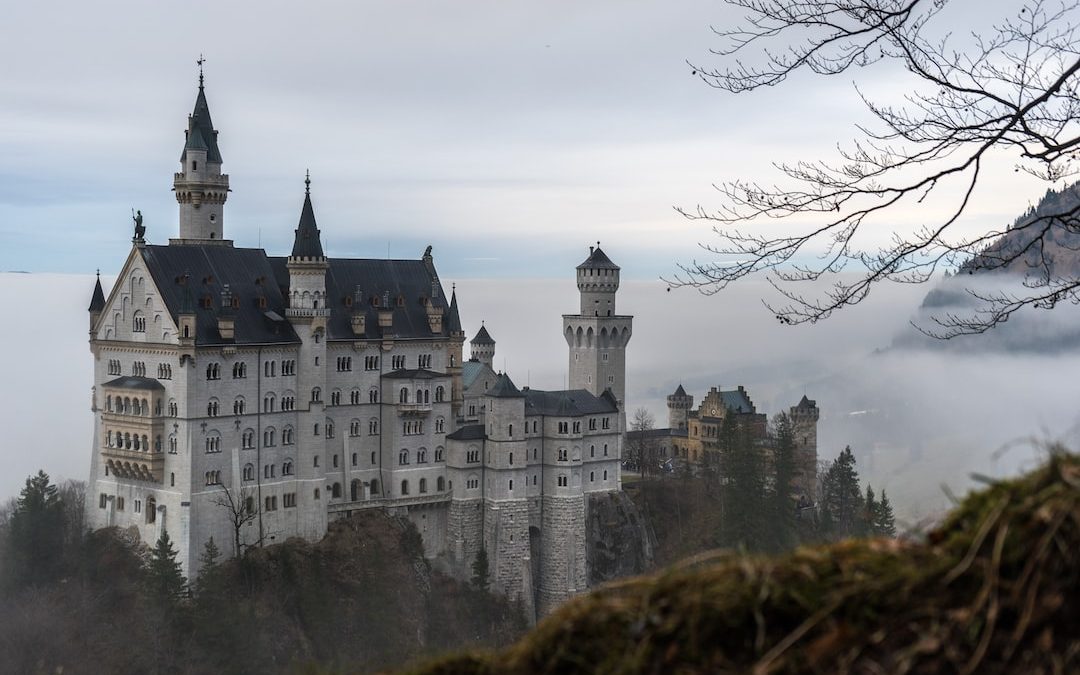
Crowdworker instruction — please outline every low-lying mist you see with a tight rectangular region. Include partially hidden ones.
[5,271,1076,525]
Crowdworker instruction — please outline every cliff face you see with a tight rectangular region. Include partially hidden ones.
[585,491,655,586]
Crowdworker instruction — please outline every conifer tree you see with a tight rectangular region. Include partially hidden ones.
[862,485,878,538]
[471,548,491,591]
[768,413,798,552]
[720,412,766,551]
[874,490,898,538]
[146,530,187,602]
[819,447,864,539]
[4,470,65,588]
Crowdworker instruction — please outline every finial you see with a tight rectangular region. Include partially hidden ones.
[197,54,206,89]
[305,169,311,195]
[96,269,100,278]
[452,282,456,293]
[597,240,601,248]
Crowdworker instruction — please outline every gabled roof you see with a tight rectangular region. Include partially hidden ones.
[181,84,223,164]
[486,372,524,398]
[140,245,300,346]
[103,376,165,391]
[577,245,619,270]
[523,388,619,417]
[462,359,496,391]
[471,324,495,345]
[718,389,755,415]
[88,274,106,312]
[290,186,324,259]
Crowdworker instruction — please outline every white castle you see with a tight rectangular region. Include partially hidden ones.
[86,75,632,617]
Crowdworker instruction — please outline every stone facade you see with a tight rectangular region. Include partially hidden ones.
[85,76,631,620]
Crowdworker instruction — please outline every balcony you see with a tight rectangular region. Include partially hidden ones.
[398,402,432,415]
[102,446,164,483]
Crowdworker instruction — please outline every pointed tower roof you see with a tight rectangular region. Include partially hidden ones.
[577,242,619,270]
[447,287,463,333]
[181,76,223,163]
[471,324,495,345]
[487,372,524,398]
[290,172,325,259]
[88,272,105,312]
[673,384,687,397]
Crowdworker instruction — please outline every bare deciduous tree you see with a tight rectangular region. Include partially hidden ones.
[211,484,260,559]
[670,0,1080,336]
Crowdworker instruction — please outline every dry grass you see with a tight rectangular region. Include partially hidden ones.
[404,450,1080,674]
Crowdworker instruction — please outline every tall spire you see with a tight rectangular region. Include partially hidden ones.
[447,285,463,334]
[173,61,229,243]
[290,172,325,259]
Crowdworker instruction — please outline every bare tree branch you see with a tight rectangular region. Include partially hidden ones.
[671,0,1080,336]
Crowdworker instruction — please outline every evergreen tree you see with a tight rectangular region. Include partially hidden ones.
[194,537,223,596]
[4,470,65,588]
[471,548,491,591]
[145,530,187,602]
[874,490,898,538]
[720,412,766,551]
[862,485,877,538]
[199,536,221,570]
[768,413,798,552]
[819,447,864,539]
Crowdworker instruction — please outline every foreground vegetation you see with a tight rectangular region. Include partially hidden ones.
[409,450,1080,674]
[0,473,525,674]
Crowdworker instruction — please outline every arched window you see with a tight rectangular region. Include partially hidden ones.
[369,418,379,435]
[146,497,156,523]
[369,388,379,404]
[437,476,446,491]
[234,397,245,415]
[243,463,254,481]
[351,479,360,501]
[508,424,513,437]
[423,389,429,404]
[399,449,409,465]
[400,480,409,496]
[419,478,427,494]
[399,388,408,403]
[435,446,444,462]
[263,428,276,447]
[331,482,341,498]
[417,448,427,464]
[311,387,321,403]
[370,479,379,495]
[416,389,423,404]
[283,459,294,475]
[435,386,445,402]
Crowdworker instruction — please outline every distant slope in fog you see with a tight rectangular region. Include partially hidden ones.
[894,182,1080,354]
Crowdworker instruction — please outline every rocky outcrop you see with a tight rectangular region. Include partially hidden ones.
[585,490,655,586]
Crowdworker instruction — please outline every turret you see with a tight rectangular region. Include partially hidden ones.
[576,242,620,316]
[88,271,105,335]
[470,324,495,368]
[172,66,230,244]
[666,384,693,430]
[789,395,820,499]
[285,171,329,317]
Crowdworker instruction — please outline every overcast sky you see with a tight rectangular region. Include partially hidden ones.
[0,0,1050,283]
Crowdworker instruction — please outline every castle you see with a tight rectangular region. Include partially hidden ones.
[630,384,819,497]
[85,75,631,617]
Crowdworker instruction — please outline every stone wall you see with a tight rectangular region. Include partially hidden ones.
[537,494,586,616]
[585,491,654,586]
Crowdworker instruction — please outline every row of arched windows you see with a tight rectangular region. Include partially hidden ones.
[397,386,446,405]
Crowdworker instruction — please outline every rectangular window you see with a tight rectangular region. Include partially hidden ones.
[117,497,125,511]
[99,493,107,509]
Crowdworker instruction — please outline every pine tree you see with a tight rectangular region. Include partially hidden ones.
[720,412,766,551]
[4,470,65,588]
[874,490,898,538]
[199,536,221,570]
[819,447,864,539]
[862,485,877,538]
[146,530,187,602]
[768,413,798,552]
[471,548,491,591]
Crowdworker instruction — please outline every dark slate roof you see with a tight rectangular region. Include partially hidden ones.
[471,324,494,345]
[447,290,462,333]
[523,388,618,417]
[672,384,687,397]
[487,373,524,398]
[89,275,106,312]
[446,424,486,441]
[140,245,300,346]
[290,190,325,259]
[577,245,619,270]
[103,376,165,391]
[627,428,680,441]
[706,388,757,416]
[796,395,817,408]
[266,256,453,342]
[182,85,223,164]
[382,369,444,380]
